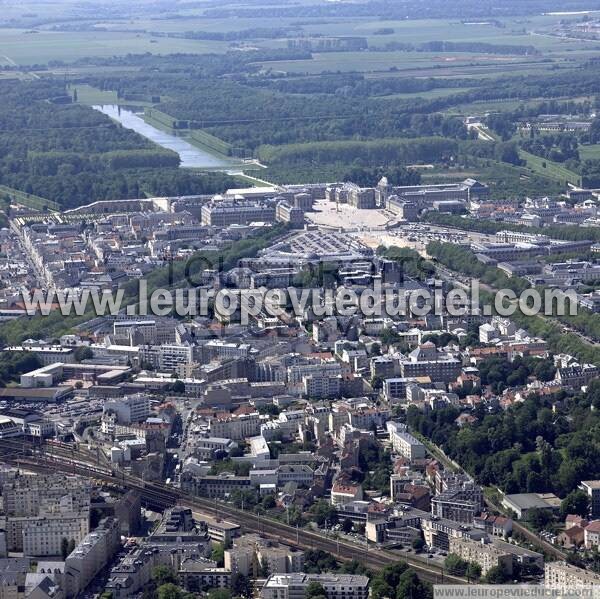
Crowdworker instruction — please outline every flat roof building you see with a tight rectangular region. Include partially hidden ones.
[261,573,369,599]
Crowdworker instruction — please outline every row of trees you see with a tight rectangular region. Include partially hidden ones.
[258,138,458,170]
[444,554,482,580]
[341,166,421,188]
[376,40,537,55]
[427,238,600,347]
[427,241,530,295]
[303,551,432,598]
[478,355,556,394]
[423,211,600,244]
[521,134,580,165]
[265,74,476,98]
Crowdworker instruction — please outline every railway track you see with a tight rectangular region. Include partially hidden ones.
[0,440,465,585]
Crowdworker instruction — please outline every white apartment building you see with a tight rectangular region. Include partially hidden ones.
[287,362,345,386]
[277,465,314,486]
[348,407,390,431]
[399,343,461,384]
[449,537,513,577]
[261,411,304,441]
[5,345,75,366]
[249,436,271,462]
[584,520,600,548]
[105,546,177,599]
[139,344,194,372]
[209,412,261,441]
[303,374,341,399]
[205,340,254,360]
[65,518,120,597]
[21,512,90,557]
[113,320,158,345]
[191,437,237,460]
[103,394,151,425]
[387,424,425,461]
[224,545,255,576]
[113,316,178,345]
[225,536,304,577]
[261,574,369,599]
[3,475,91,518]
[331,482,363,506]
[545,561,600,587]
[258,545,305,575]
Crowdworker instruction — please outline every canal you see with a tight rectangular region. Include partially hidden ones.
[92,104,233,169]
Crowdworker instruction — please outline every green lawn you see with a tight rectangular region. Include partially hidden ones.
[70,84,157,107]
[518,149,581,186]
[70,84,119,105]
[580,144,600,161]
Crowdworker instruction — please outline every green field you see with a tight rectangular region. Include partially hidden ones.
[295,15,593,49]
[70,84,119,105]
[255,51,552,76]
[0,7,596,70]
[0,29,228,65]
[70,83,158,107]
[518,149,581,186]
[580,144,600,161]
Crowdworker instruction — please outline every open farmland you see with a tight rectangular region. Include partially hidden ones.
[1,0,599,209]
[0,29,228,66]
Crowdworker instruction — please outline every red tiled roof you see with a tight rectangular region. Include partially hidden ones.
[585,520,600,533]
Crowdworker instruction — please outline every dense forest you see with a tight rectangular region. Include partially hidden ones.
[262,74,477,97]
[155,80,471,150]
[0,351,41,387]
[257,137,458,169]
[0,80,236,209]
[407,380,600,498]
[77,54,600,192]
